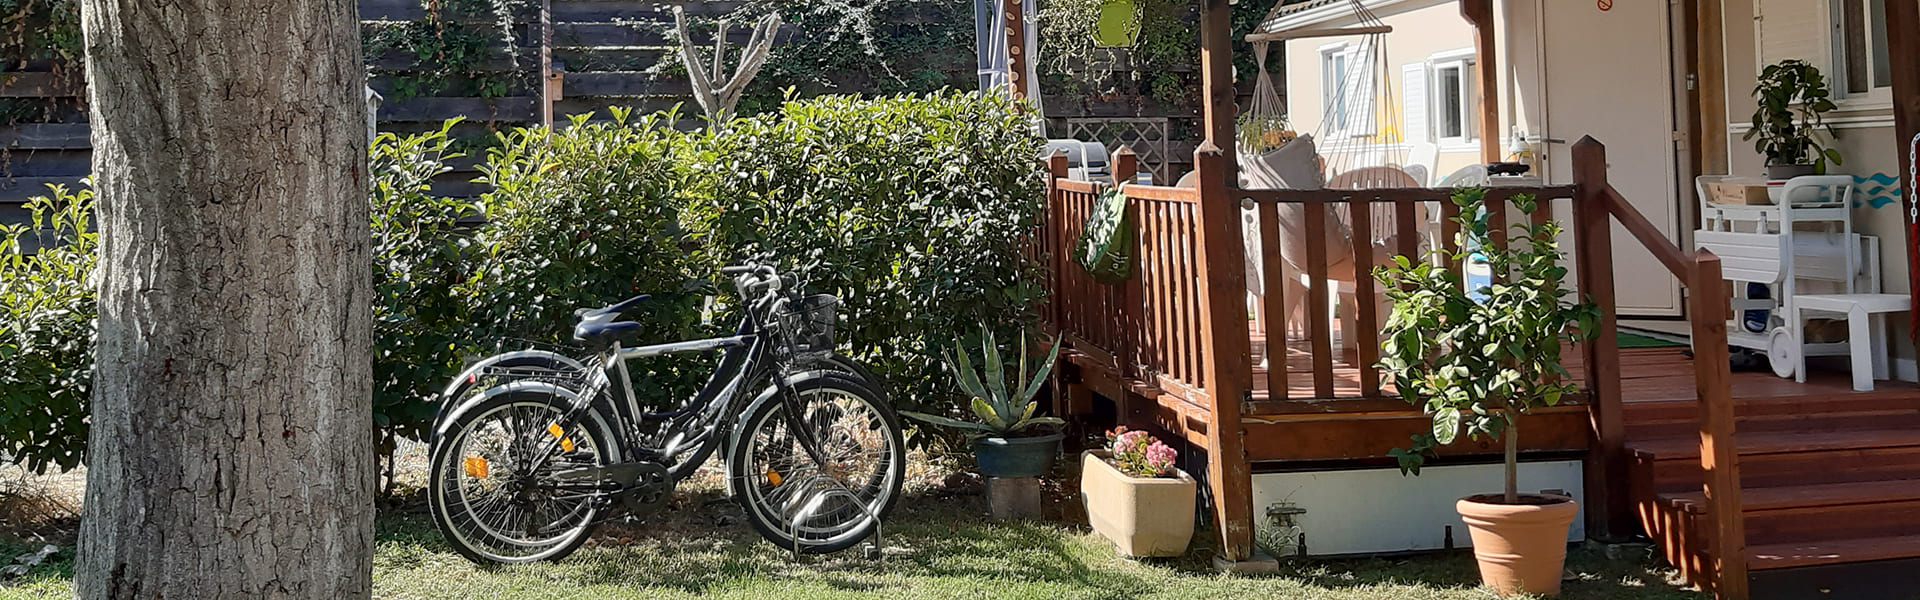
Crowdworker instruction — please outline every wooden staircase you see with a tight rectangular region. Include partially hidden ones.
[1627,392,1920,599]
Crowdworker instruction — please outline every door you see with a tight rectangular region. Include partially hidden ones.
[1541,0,1686,316]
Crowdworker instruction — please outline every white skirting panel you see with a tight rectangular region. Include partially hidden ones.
[1251,460,1586,557]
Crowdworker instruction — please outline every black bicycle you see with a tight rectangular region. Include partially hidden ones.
[426,263,905,564]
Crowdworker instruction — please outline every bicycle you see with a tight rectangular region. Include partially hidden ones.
[426,263,905,564]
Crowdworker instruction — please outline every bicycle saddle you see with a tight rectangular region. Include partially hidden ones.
[573,294,650,349]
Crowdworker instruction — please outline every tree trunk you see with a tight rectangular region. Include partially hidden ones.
[74,0,373,594]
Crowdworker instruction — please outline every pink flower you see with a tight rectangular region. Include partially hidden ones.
[1144,441,1177,475]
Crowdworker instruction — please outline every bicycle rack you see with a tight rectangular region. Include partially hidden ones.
[785,475,886,561]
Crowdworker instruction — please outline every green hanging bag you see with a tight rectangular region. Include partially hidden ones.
[1075,187,1133,284]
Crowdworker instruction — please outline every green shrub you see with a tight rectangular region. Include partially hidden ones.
[684,91,1048,413]
[467,108,717,403]
[1,92,1046,473]
[0,184,95,473]
[370,120,484,445]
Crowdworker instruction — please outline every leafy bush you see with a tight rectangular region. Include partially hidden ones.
[370,121,484,445]
[684,91,1048,413]
[0,184,95,473]
[2,92,1046,473]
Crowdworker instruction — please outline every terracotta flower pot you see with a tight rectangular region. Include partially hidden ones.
[1079,450,1195,557]
[1456,493,1579,597]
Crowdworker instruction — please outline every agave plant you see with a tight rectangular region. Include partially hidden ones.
[904,327,1065,438]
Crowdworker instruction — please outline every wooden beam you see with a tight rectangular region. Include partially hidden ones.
[1460,0,1501,165]
[1572,137,1631,542]
[1194,0,1254,563]
[1695,0,1729,176]
[1885,0,1920,341]
[1244,25,1393,43]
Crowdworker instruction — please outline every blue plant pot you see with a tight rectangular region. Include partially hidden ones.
[973,432,1064,478]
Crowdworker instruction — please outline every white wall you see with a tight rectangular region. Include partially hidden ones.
[1729,0,1914,372]
[1281,0,1485,179]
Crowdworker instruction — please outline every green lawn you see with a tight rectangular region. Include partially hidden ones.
[1,487,1703,600]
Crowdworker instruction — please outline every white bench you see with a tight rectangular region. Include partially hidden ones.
[1790,294,1911,392]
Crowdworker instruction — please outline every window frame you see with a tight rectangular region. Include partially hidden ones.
[1427,49,1478,148]
[1829,0,1892,104]
[1321,43,1358,137]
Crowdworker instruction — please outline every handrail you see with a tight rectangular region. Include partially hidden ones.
[1239,185,1577,204]
[1572,137,1746,600]
[1597,185,1693,277]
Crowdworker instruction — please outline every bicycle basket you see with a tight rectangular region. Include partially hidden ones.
[774,294,838,359]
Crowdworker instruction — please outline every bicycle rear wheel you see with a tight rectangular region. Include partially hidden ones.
[727,372,904,554]
[428,388,616,564]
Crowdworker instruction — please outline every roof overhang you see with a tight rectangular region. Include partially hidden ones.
[1260,0,1435,34]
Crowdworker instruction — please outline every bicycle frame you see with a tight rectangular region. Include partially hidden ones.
[546,294,835,488]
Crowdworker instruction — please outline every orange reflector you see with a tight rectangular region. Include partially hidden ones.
[463,456,489,478]
[547,423,575,452]
[766,468,783,486]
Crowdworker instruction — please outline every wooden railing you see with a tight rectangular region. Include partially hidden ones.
[1235,185,1576,404]
[1042,138,1744,596]
[1570,139,1746,599]
[1047,149,1215,405]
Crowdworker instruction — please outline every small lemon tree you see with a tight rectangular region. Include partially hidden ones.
[1375,188,1600,503]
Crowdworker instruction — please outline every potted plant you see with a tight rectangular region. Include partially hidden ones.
[1374,188,1600,597]
[904,327,1065,478]
[1081,427,1194,557]
[1745,59,1843,180]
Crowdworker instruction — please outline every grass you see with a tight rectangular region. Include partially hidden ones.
[0,485,1704,600]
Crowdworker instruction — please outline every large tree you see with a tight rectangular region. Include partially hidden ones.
[73,0,374,594]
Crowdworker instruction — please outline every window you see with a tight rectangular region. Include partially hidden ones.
[1428,53,1476,145]
[1322,46,1352,133]
[1831,0,1891,97]
[1321,42,1377,137]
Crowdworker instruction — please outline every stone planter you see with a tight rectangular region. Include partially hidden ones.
[1080,450,1195,557]
[1456,493,1579,597]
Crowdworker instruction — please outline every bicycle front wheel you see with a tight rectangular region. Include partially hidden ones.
[727,372,904,554]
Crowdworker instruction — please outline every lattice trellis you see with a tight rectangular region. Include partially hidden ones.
[1065,117,1173,183]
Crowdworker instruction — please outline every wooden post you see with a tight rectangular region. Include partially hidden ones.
[1005,0,1029,100]
[1884,0,1920,334]
[1460,0,1501,165]
[1688,251,1747,600]
[1115,146,1144,376]
[1571,137,1630,541]
[1194,0,1254,565]
[1114,146,1138,186]
[539,0,554,129]
[1046,151,1070,332]
[1045,151,1071,417]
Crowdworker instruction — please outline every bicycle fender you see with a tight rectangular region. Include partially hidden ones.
[432,379,598,445]
[433,350,585,433]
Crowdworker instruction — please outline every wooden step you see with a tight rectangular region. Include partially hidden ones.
[1628,409,1920,440]
[1748,534,1920,570]
[1633,429,1920,491]
[1665,479,1920,514]
[1661,479,1920,546]
[1623,393,1920,424]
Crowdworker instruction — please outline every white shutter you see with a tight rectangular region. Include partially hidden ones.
[1401,63,1428,144]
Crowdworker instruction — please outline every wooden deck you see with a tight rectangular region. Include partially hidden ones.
[1250,335,1908,407]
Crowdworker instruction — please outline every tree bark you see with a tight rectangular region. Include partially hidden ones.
[74,0,373,594]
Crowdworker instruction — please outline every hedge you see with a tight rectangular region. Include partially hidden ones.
[0,91,1047,473]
